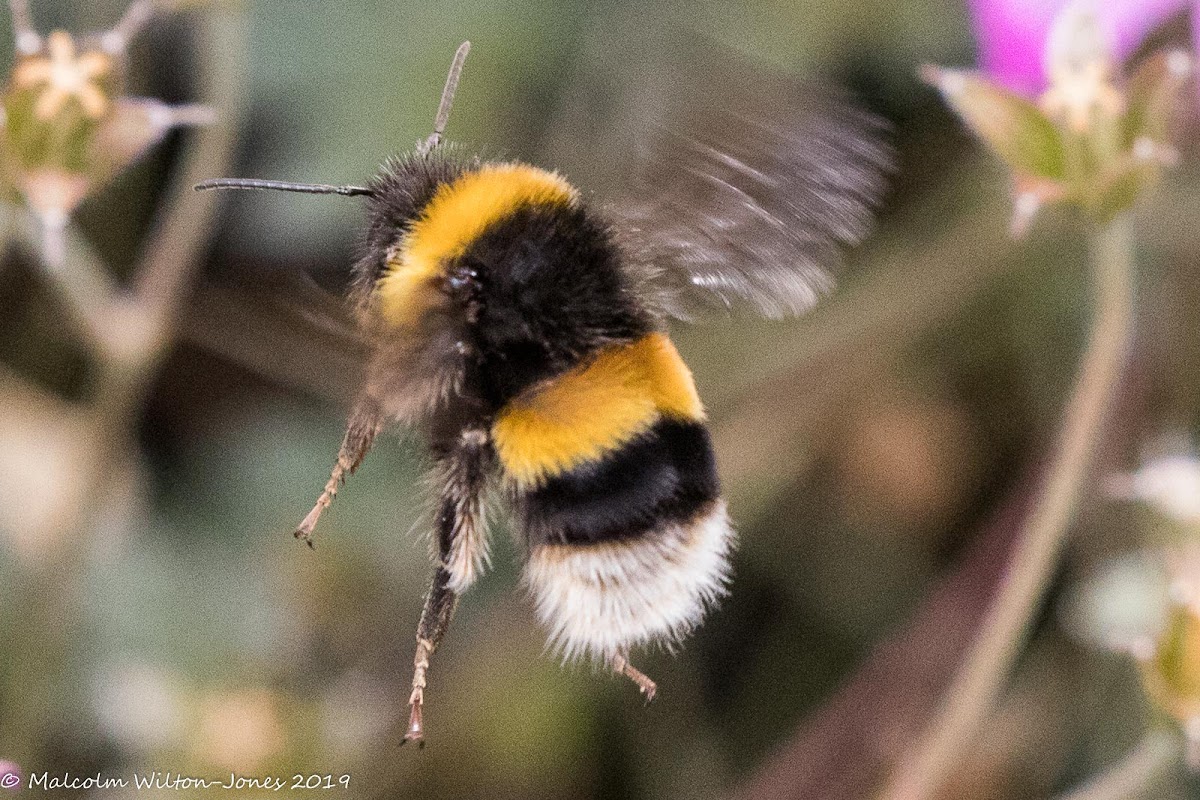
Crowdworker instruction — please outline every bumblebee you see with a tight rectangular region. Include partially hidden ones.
[198,42,889,745]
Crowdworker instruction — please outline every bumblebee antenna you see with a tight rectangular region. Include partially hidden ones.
[193,178,375,198]
[195,43,470,196]
[417,40,471,156]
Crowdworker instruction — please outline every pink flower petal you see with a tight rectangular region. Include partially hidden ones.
[970,0,1190,94]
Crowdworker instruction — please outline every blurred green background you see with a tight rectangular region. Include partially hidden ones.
[2,1,1200,798]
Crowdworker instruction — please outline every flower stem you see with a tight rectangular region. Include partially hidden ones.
[877,213,1136,800]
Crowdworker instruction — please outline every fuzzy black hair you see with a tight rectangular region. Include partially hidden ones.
[460,202,652,405]
[348,146,476,308]
[520,417,720,546]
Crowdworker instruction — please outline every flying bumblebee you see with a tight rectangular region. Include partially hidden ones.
[197,42,890,745]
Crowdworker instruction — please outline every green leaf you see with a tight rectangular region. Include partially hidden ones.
[1090,161,1153,222]
[922,65,1067,181]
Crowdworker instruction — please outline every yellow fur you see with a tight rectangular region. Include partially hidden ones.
[492,333,704,487]
[374,163,577,326]
[640,332,705,420]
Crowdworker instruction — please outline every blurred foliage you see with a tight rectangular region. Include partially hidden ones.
[2,1,1200,799]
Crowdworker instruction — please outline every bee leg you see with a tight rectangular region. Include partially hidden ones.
[294,401,382,548]
[403,427,491,746]
[403,564,458,747]
[610,652,658,703]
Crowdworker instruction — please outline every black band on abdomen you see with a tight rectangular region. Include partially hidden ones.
[520,416,720,546]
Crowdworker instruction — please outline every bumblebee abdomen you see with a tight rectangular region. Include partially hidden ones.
[491,333,702,485]
[502,333,735,660]
[522,415,719,544]
[492,331,720,543]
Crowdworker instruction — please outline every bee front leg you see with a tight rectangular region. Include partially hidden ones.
[295,400,382,548]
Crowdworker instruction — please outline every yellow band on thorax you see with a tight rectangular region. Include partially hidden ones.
[373,163,577,326]
[492,333,705,487]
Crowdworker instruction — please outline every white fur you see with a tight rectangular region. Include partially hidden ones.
[432,429,494,594]
[444,488,491,593]
[523,503,735,661]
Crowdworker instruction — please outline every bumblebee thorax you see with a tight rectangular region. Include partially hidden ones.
[359,153,652,420]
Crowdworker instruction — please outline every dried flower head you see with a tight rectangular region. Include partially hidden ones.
[0,0,215,264]
[13,29,113,120]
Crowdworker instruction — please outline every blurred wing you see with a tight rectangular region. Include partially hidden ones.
[609,76,891,321]
[182,270,369,405]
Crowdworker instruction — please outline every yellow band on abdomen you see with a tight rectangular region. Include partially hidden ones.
[491,333,704,487]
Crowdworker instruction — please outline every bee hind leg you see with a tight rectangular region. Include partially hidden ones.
[404,564,458,747]
[610,652,657,703]
[295,400,382,548]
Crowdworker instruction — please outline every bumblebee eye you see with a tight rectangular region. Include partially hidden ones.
[447,272,474,290]
[445,261,481,293]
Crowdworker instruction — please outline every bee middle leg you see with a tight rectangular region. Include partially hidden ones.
[402,426,492,746]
